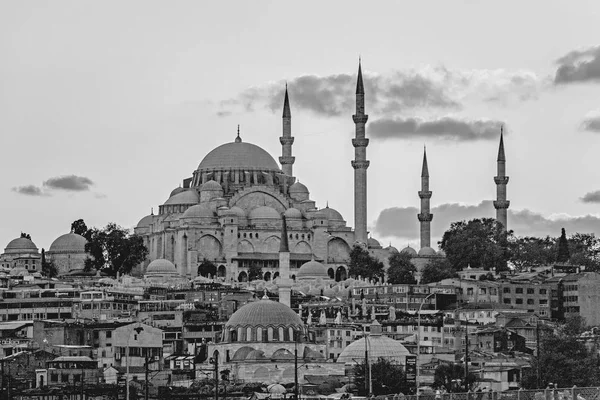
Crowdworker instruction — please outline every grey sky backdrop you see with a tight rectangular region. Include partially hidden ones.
[2,0,600,251]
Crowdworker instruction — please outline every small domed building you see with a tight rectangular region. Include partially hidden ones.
[47,233,89,276]
[0,237,41,273]
[144,259,189,288]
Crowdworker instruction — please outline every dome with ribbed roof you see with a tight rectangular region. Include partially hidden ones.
[289,181,309,194]
[401,246,417,256]
[145,259,178,276]
[182,204,216,219]
[248,206,280,220]
[170,187,185,197]
[418,246,437,256]
[297,260,329,280]
[4,238,38,254]
[198,142,280,172]
[136,214,154,228]
[225,299,303,331]
[164,190,199,206]
[386,245,399,254]
[368,237,382,249]
[337,322,410,365]
[200,180,223,192]
[284,208,302,219]
[319,206,344,221]
[49,233,86,254]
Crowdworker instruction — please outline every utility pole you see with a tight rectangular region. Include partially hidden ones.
[536,320,541,389]
[81,363,85,400]
[464,324,469,392]
[145,355,150,400]
[294,333,299,400]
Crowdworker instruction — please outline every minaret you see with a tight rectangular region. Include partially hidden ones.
[279,84,295,177]
[278,215,292,308]
[417,147,433,249]
[351,60,369,244]
[493,127,510,230]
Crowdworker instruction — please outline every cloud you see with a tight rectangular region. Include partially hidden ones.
[554,46,600,84]
[217,66,544,117]
[374,201,600,243]
[43,175,94,192]
[11,185,47,197]
[581,110,600,132]
[369,116,504,141]
[581,190,600,203]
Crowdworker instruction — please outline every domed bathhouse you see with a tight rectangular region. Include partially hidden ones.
[46,232,90,276]
[143,258,189,288]
[0,236,41,273]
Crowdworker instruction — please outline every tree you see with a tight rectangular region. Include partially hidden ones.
[70,219,92,240]
[556,228,570,263]
[387,252,417,284]
[508,236,556,271]
[568,233,600,271]
[420,258,457,284]
[440,218,511,273]
[348,244,385,282]
[198,259,217,278]
[20,232,31,240]
[84,223,148,277]
[247,263,263,281]
[433,362,479,392]
[521,317,600,388]
[41,248,58,278]
[352,357,408,395]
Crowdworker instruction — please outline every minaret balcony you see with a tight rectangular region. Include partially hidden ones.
[418,191,432,199]
[418,213,433,222]
[351,160,370,170]
[494,176,509,185]
[279,156,295,165]
[352,138,369,148]
[493,200,510,209]
[279,137,295,145]
[352,114,369,124]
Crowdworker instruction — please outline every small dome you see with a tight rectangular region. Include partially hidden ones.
[136,214,154,228]
[311,210,328,220]
[401,246,417,256]
[248,206,281,220]
[319,206,344,221]
[164,190,199,206]
[4,238,38,254]
[284,208,303,219]
[224,206,246,218]
[146,259,178,276]
[170,187,185,197]
[418,246,437,256]
[200,180,223,192]
[49,233,86,253]
[437,249,446,257]
[297,260,329,279]
[337,333,410,365]
[289,181,309,194]
[267,384,287,394]
[386,245,399,254]
[226,299,303,331]
[368,237,382,249]
[182,204,215,219]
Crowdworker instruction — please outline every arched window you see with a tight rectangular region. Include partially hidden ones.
[267,327,274,341]
[257,327,263,342]
[246,327,252,342]
[278,327,285,341]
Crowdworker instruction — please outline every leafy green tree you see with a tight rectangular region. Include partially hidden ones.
[521,317,600,388]
[556,228,570,263]
[198,259,217,278]
[433,362,479,392]
[353,357,408,395]
[508,236,556,271]
[387,252,417,284]
[20,232,31,240]
[41,248,58,278]
[568,233,600,271]
[348,244,385,282]
[440,218,511,273]
[247,263,263,281]
[84,222,148,277]
[420,258,457,284]
[71,219,92,240]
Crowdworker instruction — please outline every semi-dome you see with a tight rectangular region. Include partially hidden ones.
[200,180,223,192]
[319,206,344,221]
[198,142,280,172]
[368,237,382,249]
[170,187,185,197]
[284,208,303,219]
[146,259,178,276]
[4,238,38,254]
[297,260,329,280]
[136,214,154,228]
[418,246,437,256]
[226,299,303,330]
[182,204,216,219]
[49,233,86,253]
[400,246,417,256]
[164,190,199,206]
[231,346,256,362]
[224,206,246,218]
[248,206,280,220]
[337,322,410,365]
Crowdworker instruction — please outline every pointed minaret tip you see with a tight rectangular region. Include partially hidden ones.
[356,59,365,95]
[497,126,506,162]
[235,125,242,143]
[421,146,429,178]
[283,84,291,118]
[279,215,289,253]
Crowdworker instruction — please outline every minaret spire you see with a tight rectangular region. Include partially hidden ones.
[235,125,242,143]
[418,147,433,249]
[278,215,292,308]
[493,126,510,231]
[279,84,295,176]
[352,59,369,244]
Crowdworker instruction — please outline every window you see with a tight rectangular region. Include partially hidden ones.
[503,287,511,294]
[539,289,547,295]
[503,299,511,304]
[515,298,523,304]
[106,331,112,339]
[527,299,535,305]
[516,288,523,294]
[51,374,58,382]
[527,288,534,294]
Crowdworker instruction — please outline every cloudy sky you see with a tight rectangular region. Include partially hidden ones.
[2,1,600,251]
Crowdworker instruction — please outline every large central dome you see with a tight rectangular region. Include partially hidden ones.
[198,142,280,172]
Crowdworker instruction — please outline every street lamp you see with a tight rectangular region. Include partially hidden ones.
[209,350,220,400]
[416,292,436,399]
